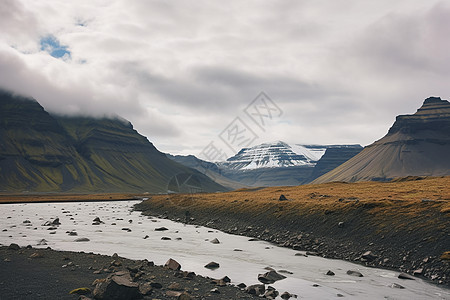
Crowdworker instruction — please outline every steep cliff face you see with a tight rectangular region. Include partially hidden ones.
[313,97,450,183]
[0,90,226,193]
[306,145,362,181]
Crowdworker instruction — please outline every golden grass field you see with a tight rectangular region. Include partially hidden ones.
[152,176,450,217]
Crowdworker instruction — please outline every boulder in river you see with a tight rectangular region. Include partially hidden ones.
[398,272,415,280]
[210,238,220,244]
[347,270,364,277]
[257,270,286,284]
[204,261,220,269]
[155,227,168,231]
[75,238,90,242]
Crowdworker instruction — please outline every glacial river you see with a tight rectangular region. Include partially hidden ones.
[0,200,448,299]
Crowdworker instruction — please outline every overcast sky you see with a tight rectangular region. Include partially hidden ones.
[1,1,449,159]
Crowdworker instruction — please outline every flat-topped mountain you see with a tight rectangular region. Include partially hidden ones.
[313,97,450,183]
[0,90,226,193]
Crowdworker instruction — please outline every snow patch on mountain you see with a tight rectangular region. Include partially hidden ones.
[221,141,329,170]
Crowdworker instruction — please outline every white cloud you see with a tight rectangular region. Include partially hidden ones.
[0,0,448,157]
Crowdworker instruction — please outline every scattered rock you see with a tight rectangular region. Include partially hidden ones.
[204,261,220,269]
[326,270,335,276]
[93,274,140,300]
[168,282,182,291]
[37,239,48,246]
[413,268,423,276]
[237,283,246,289]
[166,290,182,297]
[165,258,181,271]
[279,194,288,201]
[280,291,294,299]
[178,292,192,300]
[347,270,363,277]
[258,270,286,284]
[338,222,345,228]
[155,227,168,231]
[29,252,43,259]
[246,284,265,296]
[210,288,220,294]
[398,272,415,280]
[138,282,152,295]
[143,235,149,239]
[150,282,162,289]
[75,238,90,242]
[161,237,171,240]
[361,251,377,261]
[389,283,405,289]
[210,238,220,244]
[8,243,20,250]
[68,231,78,236]
[92,217,104,225]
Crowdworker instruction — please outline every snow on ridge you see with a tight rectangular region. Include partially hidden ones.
[224,141,322,170]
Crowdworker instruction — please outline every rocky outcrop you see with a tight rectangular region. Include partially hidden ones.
[313,97,450,183]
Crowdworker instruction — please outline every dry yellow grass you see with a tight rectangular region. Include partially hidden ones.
[153,176,450,218]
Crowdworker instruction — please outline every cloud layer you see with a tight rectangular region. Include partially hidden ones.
[0,0,448,158]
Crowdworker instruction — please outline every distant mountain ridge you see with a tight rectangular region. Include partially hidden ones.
[313,96,450,183]
[169,142,362,187]
[0,90,226,193]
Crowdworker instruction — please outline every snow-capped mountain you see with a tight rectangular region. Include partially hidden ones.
[220,141,329,170]
[169,141,362,188]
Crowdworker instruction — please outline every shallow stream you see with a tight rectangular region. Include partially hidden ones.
[0,200,448,299]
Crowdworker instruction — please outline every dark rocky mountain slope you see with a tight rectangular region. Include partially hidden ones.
[313,97,450,183]
[0,90,226,193]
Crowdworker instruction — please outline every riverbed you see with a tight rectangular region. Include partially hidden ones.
[0,200,448,299]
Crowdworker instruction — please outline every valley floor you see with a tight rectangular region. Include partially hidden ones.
[135,176,450,286]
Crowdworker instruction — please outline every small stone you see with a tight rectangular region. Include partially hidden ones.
[279,194,288,201]
[210,238,220,244]
[139,282,152,295]
[413,268,423,276]
[74,238,90,242]
[8,243,20,250]
[29,252,43,259]
[347,270,363,277]
[326,270,335,276]
[155,227,168,231]
[168,282,182,290]
[166,290,182,297]
[204,261,220,269]
[210,288,220,294]
[150,282,162,289]
[361,251,377,261]
[246,284,265,296]
[161,237,171,240]
[398,272,415,280]
[389,283,405,289]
